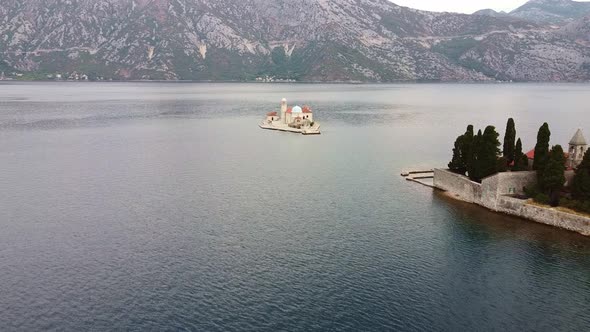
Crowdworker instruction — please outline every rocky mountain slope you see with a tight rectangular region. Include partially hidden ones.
[473,9,509,18]
[561,15,590,43]
[509,0,590,25]
[0,0,589,82]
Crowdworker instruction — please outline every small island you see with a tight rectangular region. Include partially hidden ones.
[259,98,321,135]
[433,119,590,236]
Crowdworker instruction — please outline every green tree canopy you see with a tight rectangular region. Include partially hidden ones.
[468,130,483,182]
[479,125,501,179]
[572,150,590,201]
[533,123,551,176]
[513,138,529,171]
[542,145,566,207]
[448,135,466,175]
[503,118,516,164]
[468,126,500,182]
[448,125,475,176]
[461,125,474,172]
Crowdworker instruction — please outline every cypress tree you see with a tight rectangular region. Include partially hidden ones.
[542,145,566,207]
[533,123,551,175]
[479,125,501,180]
[572,151,590,201]
[513,138,529,171]
[503,118,516,164]
[576,149,590,172]
[448,134,466,175]
[461,125,474,173]
[468,130,483,182]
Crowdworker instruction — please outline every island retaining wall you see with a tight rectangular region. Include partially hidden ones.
[434,169,590,236]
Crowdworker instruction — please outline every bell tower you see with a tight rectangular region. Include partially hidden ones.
[568,129,588,169]
[280,98,287,124]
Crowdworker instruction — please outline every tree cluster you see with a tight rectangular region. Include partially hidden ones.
[448,120,590,212]
[449,118,528,183]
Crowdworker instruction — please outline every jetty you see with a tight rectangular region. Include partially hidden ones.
[259,98,321,135]
[401,169,435,188]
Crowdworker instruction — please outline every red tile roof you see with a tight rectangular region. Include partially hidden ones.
[526,149,535,160]
[526,149,569,160]
[302,106,312,113]
[267,111,278,116]
[286,107,293,114]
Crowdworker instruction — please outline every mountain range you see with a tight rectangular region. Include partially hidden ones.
[1,0,590,82]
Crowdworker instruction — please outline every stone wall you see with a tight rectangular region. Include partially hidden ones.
[433,169,537,208]
[496,196,590,236]
[433,169,590,236]
[433,169,481,204]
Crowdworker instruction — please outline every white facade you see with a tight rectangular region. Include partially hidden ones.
[281,98,287,124]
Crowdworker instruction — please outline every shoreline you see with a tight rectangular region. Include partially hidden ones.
[2,80,590,85]
[433,169,590,237]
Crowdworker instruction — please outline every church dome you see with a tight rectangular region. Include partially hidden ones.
[292,106,302,113]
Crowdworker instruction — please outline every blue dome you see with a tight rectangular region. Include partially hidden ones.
[292,106,302,113]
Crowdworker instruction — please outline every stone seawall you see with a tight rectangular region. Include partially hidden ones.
[433,169,482,204]
[434,169,590,236]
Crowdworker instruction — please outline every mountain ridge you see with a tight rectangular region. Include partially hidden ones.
[0,0,589,82]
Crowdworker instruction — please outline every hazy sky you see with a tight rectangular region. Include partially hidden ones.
[391,0,587,14]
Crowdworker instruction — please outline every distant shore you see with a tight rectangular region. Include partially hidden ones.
[2,79,590,84]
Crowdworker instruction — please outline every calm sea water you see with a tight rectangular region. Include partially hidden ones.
[1,82,590,331]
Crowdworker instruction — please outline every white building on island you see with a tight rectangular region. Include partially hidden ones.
[260,98,320,135]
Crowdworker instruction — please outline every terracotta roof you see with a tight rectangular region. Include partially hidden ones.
[526,149,569,160]
[267,111,278,116]
[526,149,535,160]
[302,106,312,113]
[286,107,293,114]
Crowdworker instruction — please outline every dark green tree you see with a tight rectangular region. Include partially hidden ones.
[448,135,466,175]
[512,138,529,171]
[533,123,551,177]
[461,125,474,172]
[468,130,483,182]
[572,151,590,201]
[503,118,516,164]
[467,126,500,182]
[542,145,566,207]
[479,125,501,180]
[449,125,475,175]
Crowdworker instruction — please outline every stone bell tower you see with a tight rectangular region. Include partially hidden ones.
[568,129,588,169]
[280,98,287,124]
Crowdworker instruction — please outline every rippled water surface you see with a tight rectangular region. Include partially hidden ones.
[1,82,590,331]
